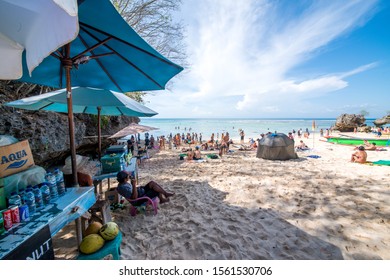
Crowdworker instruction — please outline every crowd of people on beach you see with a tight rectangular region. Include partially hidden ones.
[120,123,388,166]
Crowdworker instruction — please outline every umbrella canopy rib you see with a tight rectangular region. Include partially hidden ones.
[80,26,163,89]
[38,102,55,111]
[72,36,112,61]
[78,33,123,92]
[79,22,181,69]
[102,43,164,89]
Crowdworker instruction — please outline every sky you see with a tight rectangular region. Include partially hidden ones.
[143,0,390,119]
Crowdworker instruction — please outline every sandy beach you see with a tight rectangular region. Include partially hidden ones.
[53,132,390,260]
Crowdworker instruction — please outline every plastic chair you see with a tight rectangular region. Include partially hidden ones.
[77,231,122,260]
[126,196,159,216]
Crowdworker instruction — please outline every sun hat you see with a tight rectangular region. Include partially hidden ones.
[116,170,129,182]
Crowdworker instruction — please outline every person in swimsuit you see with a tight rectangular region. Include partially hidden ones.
[351,146,367,163]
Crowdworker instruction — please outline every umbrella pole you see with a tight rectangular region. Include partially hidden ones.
[64,43,79,187]
[98,107,102,160]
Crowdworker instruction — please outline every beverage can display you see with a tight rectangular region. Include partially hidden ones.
[9,205,20,224]
[19,204,29,222]
[2,209,12,230]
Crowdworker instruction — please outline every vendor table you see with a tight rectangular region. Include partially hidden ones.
[93,157,138,193]
[0,186,96,260]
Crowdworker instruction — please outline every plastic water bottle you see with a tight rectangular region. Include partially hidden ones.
[8,191,22,207]
[18,188,26,204]
[45,172,58,201]
[40,184,51,205]
[54,168,66,196]
[25,188,36,214]
[32,185,44,209]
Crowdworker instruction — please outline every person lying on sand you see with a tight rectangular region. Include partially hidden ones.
[296,140,309,151]
[354,140,377,151]
[351,146,367,164]
[116,171,174,203]
[365,142,377,151]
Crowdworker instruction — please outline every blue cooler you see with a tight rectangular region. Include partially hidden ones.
[101,153,125,174]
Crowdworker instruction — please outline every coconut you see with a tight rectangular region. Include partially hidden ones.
[79,234,105,254]
[99,222,119,241]
[84,221,103,237]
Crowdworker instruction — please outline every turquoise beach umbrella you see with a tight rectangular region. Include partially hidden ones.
[18,0,183,92]
[1,0,183,186]
[5,87,158,158]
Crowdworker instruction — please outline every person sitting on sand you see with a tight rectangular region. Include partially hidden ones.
[296,140,309,151]
[186,148,194,160]
[351,146,367,163]
[193,146,202,160]
[116,171,174,203]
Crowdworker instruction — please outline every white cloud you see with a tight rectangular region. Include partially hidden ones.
[145,0,380,117]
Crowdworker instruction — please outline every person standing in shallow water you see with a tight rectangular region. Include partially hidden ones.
[240,130,245,143]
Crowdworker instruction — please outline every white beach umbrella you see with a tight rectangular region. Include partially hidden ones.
[0,0,78,79]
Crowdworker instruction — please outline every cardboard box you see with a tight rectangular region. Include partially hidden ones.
[0,140,34,178]
[105,188,120,205]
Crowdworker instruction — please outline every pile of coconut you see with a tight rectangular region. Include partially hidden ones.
[79,221,120,255]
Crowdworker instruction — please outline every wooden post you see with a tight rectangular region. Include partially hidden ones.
[64,43,79,187]
[98,106,102,160]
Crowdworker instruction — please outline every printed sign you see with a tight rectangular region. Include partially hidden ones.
[0,140,34,177]
[3,225,54,260]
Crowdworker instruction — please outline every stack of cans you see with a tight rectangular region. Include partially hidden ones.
[0,204,29,233]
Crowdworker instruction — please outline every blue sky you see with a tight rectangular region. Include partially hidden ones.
[144,0,390,118]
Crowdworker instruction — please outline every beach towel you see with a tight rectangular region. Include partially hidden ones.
[306,155,321,159]
[206,154,219,159]
[371,160,390,166]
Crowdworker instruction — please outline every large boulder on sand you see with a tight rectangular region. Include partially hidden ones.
[332,114,366,132]
[373,115,390,127]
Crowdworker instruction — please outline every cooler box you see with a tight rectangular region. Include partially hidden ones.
[104,145,127,155]
[100,153,125,174]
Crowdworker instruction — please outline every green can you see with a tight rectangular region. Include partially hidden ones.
[0,212,5,234]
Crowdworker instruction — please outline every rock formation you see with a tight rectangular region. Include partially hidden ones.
[332,114,366,132]
[0,82,139,168]
[373,115,390,127]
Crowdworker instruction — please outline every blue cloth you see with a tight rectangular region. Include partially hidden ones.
[306,155,321,159]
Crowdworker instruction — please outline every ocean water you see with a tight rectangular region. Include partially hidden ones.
[138,118,376,141]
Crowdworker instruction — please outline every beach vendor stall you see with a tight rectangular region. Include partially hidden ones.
[0,137,96,260]
[93,144,138,206]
